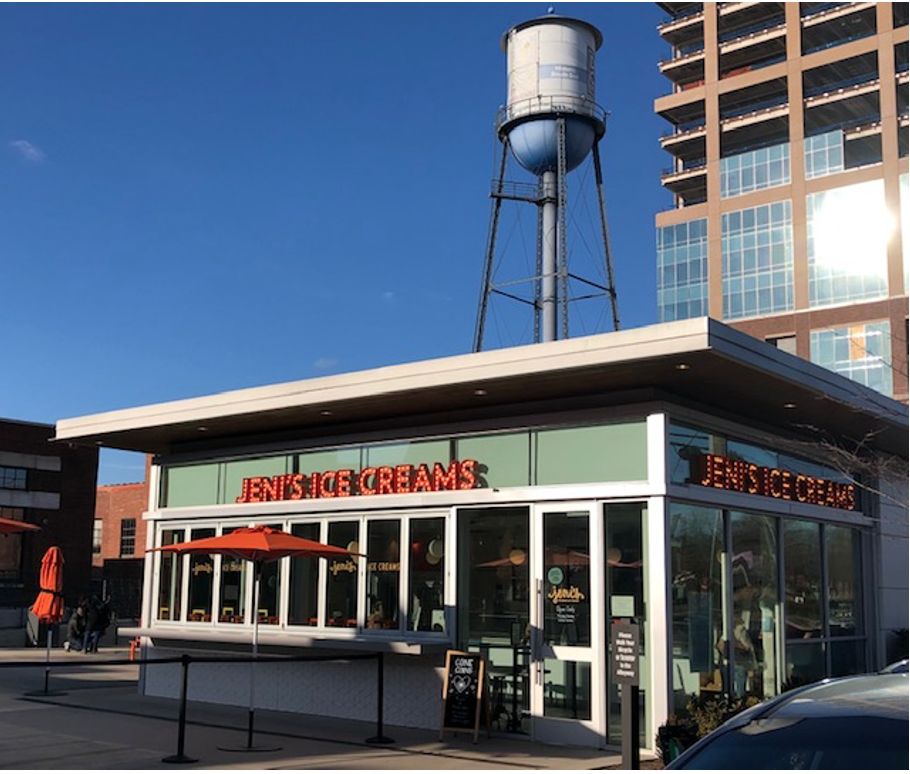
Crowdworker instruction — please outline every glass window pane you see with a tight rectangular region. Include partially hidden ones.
[366,519,401,630]
[786,641,825,686]
[408,517,446,633]
[827,526,862,637]
[187,528,216,622]
[326,521,359,628]
[224,457,290,504]
[730,512,778,702]
[543,510,590,647]
[536,422,647,485]
[257,522,282,624]
[219,551,247,624]
[365,439,450,469]
[164,464,221,508]
[543,659,591,720]
[830,639,866,677]
[784,520,823,639]
[458,506,531,733]
[288,522,320,626]
[670,504,725,715]
[456,432,530,488]
[157,528,184,622]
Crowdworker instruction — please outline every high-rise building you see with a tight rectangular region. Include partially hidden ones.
[655,2,908,401]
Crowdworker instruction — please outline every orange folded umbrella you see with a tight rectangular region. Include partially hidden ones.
[31,546,65,624]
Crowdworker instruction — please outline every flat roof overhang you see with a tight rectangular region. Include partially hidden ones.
[55,319,908,459]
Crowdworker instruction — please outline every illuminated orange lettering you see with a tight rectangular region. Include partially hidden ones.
[358,467,377,496]
[318,471,336,498]
[432,461,458,491]
[376,466,394,495]
[412,463,431,492]
[458,459,477,490]
[394,465,412,494]
[336,469,353,497]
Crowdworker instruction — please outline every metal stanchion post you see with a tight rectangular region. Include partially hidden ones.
[365,652,394,745]
[162,654,198,764]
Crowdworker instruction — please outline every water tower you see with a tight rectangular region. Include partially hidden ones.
[474,11,619,350]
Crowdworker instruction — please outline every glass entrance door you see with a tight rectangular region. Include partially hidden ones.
[531,503,604,746]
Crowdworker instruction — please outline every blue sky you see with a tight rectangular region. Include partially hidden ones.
[1,2,670,484]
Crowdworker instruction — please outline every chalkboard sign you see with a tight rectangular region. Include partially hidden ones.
[439,650,487,743]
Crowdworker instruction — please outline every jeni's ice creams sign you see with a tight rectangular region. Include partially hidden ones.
[237,460,479,503]
[691,453,856,511]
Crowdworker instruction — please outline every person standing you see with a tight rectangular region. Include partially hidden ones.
[82,596,111,653]
[64,602,86,652]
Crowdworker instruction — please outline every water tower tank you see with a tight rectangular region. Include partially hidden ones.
[500,14,604,175]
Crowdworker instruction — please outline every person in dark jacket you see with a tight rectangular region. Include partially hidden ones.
[64,602,86,652]
[82,596,110,653]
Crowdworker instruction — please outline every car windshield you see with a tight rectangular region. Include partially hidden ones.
[680,716,909,770]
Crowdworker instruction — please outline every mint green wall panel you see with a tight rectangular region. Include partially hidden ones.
[535,422,647,485]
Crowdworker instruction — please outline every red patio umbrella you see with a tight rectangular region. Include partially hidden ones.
[0,516,40,534]
[30,546,65,695]
[150,525,362,751]
[31,546,65,623]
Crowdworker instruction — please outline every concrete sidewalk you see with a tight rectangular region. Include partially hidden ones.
[0,647,651,770]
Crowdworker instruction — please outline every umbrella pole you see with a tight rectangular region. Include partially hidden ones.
[44,625,52,694]
[247,562,260,749]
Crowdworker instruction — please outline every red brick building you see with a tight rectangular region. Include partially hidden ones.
[93,457,151,619]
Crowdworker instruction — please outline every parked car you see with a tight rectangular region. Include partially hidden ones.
[666,674,909,769]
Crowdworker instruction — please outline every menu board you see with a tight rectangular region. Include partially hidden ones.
[439,650,487,743]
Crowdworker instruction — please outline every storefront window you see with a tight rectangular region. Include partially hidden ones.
[784,520,822,639]
[729,512,778,702]
[605,502,647,746]
[187,528,216,622]
[258,523,282,625]
[408,518,446,632]
[365,520,401,630]
[670,504,725,715]
[163,463,220,508]
[827,525,862,638]
[288,522,321,626]
[325,521,359,628]
[536,422,647,484]
[456,433,530,488]
[458,506,530,733]
[218,554,247,624]
[157,528,184,621]
[785,641,825,686]
[543,511,591,647]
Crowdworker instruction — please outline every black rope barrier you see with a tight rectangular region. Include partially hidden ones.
[7,649,392,763]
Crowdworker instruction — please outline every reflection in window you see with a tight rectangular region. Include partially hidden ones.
[657,218,708,323]
[729,512,778,702]
[808,180,890,308]
[669,504,724,715]
[458,507,530,733]
[544,660,591,720]
[784,521,822,639]
[187,528,215,622]
[826,525,862,638]
[366,520,400,630]
[157,529,184,622]
[325,521,359,628]
[810,321,893,397]
[722,201,794,320]
[408,518,446,632]
[288,523,321,626]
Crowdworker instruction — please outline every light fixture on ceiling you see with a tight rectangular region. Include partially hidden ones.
[473,388,488,396]
[783,402,797,410]
[675,363,691,371]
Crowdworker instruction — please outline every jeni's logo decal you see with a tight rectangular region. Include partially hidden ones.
[236,460,479,503]
[691,453,856,511]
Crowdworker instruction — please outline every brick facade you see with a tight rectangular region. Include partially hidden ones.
[93,457,151,567]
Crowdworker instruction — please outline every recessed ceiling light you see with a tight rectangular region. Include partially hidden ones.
[320,410,333,417]
[675,363,691,371]
[197,426,209,432]
[783,402,797,409]
[474,389,488,396]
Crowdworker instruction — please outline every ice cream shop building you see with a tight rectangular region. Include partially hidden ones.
[55,319,908,750]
